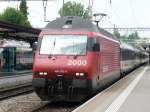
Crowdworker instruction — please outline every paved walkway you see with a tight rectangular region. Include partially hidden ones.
[118,66,150,112]
[0,73,32,90]
[73,65,150,112]
[0,70,32,77]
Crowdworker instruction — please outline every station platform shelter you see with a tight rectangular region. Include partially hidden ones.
[0,20,41,73]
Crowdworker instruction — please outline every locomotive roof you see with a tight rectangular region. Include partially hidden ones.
[45,16,118,41]
[45,16,98,32]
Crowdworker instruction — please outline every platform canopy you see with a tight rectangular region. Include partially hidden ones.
[0,20,41,45]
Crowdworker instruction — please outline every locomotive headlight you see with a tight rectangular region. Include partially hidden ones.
[43,72,48,75]
[75,73,85,77]
[39,72,44,75]
[80,73,85,76]
[39,72,48,75]
[75,73,80,76]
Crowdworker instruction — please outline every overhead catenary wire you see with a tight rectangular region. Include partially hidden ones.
[81,0,96,14]
[2,0,118,28]
[42,0,49,22]
[129,0,140,27]
[104,0,126,29]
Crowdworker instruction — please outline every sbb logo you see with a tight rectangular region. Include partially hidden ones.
[68,60,87,66]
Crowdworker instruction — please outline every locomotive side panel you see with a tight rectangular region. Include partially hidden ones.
[98,35,120,87]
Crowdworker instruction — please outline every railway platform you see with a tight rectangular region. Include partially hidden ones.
[0,70,32,77]
[0,73,32,90]
[73,65,150,112]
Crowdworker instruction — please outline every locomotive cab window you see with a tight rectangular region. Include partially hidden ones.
[40,35,87,55]
[87,38,100,51]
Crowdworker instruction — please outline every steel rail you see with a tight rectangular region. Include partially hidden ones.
[0,82,33,100]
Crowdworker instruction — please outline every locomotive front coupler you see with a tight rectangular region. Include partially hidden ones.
[68,86,74,96]
[48,85,54,94]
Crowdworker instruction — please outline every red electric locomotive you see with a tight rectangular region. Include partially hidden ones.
[32,16,121,101]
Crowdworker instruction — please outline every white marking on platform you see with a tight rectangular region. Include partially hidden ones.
[72,67,148,112]
[104,66,148,112]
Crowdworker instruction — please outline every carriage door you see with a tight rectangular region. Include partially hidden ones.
[2,47,16,72]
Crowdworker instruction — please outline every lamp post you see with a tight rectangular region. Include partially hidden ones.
[61,0,65,16]
[63,0,65,7]
[146,46,150,65]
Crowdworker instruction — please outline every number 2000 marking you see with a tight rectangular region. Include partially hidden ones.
[68,60,87,66]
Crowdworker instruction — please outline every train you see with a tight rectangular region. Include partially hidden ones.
[32,16,149,102]
[120,41,148,76]
[0,39,33,72]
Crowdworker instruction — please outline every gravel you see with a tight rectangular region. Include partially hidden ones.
[0,93,48,112]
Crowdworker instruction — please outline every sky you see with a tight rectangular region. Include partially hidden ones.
[0,0,150,37]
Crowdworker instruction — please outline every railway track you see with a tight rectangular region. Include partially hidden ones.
[0,82,33,100]
[32,102,79,112]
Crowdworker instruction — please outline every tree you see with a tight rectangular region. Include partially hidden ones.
[19,0,28,19]
[113,30,121,39]
[128,32,140,40]
[0,7,31,27]
[59,1,91,19]
[113,30,141,45]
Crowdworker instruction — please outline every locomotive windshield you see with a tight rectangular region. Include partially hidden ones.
[40,35,87,55]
